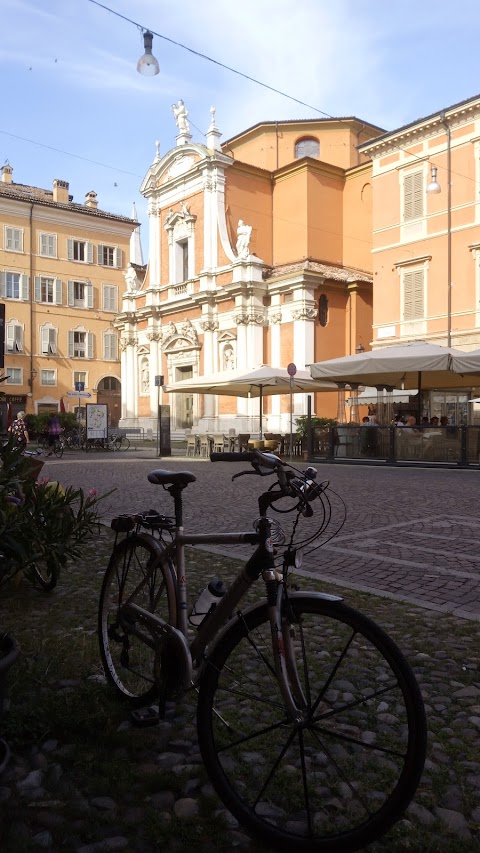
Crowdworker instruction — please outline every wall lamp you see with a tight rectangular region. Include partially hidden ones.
[137,30,160,76]
[356,344,365,353]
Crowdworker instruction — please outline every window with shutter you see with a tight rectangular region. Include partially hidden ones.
[41,327,57,354]
[103,284,118,311]
[5,368,21,385]
[5,227,23,251]
[40,233,56,257]
[4,272,21,299]
[403,269,425,321]
[403,171,424,221]
[103,332,117,360]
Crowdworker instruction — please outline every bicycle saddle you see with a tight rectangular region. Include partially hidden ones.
[147,470,196,487]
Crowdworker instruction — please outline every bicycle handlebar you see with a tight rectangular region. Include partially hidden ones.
[210,451,283,469]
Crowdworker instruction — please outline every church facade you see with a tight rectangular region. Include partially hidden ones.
[115,105,382,436]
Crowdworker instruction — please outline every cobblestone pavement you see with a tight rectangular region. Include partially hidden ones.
[45,450,480,620]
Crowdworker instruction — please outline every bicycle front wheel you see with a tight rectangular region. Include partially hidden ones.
[98,532,177,706]
[53,440,64,459]
[197,593,426,853]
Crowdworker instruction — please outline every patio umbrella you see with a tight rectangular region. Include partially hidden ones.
[309,342,480,422]
[6,402,12,430]
[164,364,336,437]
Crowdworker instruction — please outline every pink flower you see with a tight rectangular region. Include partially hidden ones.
[88,488,98,498]
[37,477,50,486]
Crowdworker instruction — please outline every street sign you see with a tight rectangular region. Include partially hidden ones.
[67,391,92,398]
[155,375,164,387]
[287,362,297,377]
[75,381,85,392]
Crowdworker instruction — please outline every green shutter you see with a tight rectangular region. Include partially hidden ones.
[87,242,94,263]
[87,332,94,359]
[86,282,94,308]
[20,274,29,300]
[0,271,5,298]
[67,281,74,307]
[68,331,74,357]
[34,276,41,302]
[114,247,122,268]
[54,279,62,304]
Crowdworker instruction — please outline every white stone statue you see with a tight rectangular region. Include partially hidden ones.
[124,265,138,291]
[172,100,190,134]
[166,321,177,338]
[141,363,150,393]
[223,345,235,370]
[236,219,252,260]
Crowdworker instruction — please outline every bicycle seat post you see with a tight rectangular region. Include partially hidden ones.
[168,484,184,527]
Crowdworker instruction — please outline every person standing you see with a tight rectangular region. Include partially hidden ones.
[46,412,62,456]
[8,411,29,447]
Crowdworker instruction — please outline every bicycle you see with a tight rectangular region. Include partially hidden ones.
[37,433,64,459]
[107,432,130,452]
[98,450,427,853]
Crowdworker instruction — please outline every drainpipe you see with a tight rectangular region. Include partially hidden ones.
[29,203,34,408]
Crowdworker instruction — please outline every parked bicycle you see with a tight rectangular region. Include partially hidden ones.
[107,432,130,452]
[36,432,64,459]
[98,450,427,852]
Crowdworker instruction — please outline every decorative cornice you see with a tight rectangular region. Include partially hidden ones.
[235,312,249,325]
[269,312,282,324]
[147,331,163,342]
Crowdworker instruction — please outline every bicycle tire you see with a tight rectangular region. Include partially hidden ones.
[98,532,177,706]
[197,593,427,853]
[122,437,130,451]
[53,440,64,459]
[29,560,58,592]
[113,437,122,452]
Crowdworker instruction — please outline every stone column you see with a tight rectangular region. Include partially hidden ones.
[148,200,161,286]
[200,318,218,418]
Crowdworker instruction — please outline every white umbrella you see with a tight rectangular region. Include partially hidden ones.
[309,341,480,389]
[164,364,336,437]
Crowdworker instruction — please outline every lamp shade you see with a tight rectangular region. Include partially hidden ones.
[137,31,160,76]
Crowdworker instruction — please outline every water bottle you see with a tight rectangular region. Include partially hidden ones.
[190,578,226,626]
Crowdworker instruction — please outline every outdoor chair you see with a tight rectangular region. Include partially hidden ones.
[186,433,197,457]
[198,434,211,458]
[235,433,250,452]
[212,434,230,453]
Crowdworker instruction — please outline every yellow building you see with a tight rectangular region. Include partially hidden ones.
[116,106,382,435]
[359,93,480,422]
[0,165,138,429]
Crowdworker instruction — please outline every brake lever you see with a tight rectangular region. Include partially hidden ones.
[232,467,275,482]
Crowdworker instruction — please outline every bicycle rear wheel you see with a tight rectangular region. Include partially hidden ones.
[98,532,177,706]
[121,437,130,451]
[197,593,426,853]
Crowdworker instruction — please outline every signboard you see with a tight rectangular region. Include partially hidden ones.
[157,404,171,457]
[154,375,164,387]
[287,362,297,377]
[86,403,108,439]
[67,391,92,398]
[75,381,85,392]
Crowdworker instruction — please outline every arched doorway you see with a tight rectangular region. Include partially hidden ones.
[97,376,121,427]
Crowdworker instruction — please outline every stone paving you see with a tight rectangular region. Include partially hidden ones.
[44,449,480,621]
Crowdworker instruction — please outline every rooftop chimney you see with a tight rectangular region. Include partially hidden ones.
[85,191,98,209]
[1,164,13,184]
[53,179,69,203]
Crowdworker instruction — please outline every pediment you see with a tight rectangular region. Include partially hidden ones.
[140,143,209,194]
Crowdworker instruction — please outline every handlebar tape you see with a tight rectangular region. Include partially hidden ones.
[210,452,255,462]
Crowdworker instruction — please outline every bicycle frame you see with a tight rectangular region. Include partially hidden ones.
[121,517,310,720]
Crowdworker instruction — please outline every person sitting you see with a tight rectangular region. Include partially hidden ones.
[403,415,420,433]
[430,416,440,427]
[8,411,29,447]
[360,416,378,456]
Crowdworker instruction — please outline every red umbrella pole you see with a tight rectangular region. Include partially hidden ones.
[60,397,66,413]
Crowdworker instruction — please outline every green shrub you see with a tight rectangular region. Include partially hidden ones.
[0,436,110,587]
[295,415,337,437]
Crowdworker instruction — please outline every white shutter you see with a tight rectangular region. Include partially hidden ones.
[49,328,57,354]
[68,331,74,357]
[67,238,74,260]
[413,269,424,319]
[20,274,28,300]
[67,281,75,307]
[41,327,50,354]
[87,332,94,359]
[5,227,13,250]
[54,279,62,304]
[97,245,104,265]
[6,325,14,352]
[40,234,47,255]
[34,276,41,302]
[112,285,118,312]
[86,282,94,308]
[114,247,122,268]
[87,242,94,263]
[14,325,23,351]
[0,271,5,298]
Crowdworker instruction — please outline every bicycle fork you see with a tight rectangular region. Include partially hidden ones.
[265,575,309,722]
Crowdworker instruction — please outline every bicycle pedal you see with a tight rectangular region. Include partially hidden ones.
[130,705,161,727]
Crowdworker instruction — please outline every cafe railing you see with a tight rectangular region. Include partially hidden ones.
[306,425,480,467]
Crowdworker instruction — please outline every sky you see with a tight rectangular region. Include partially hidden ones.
[2,0,480,256]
